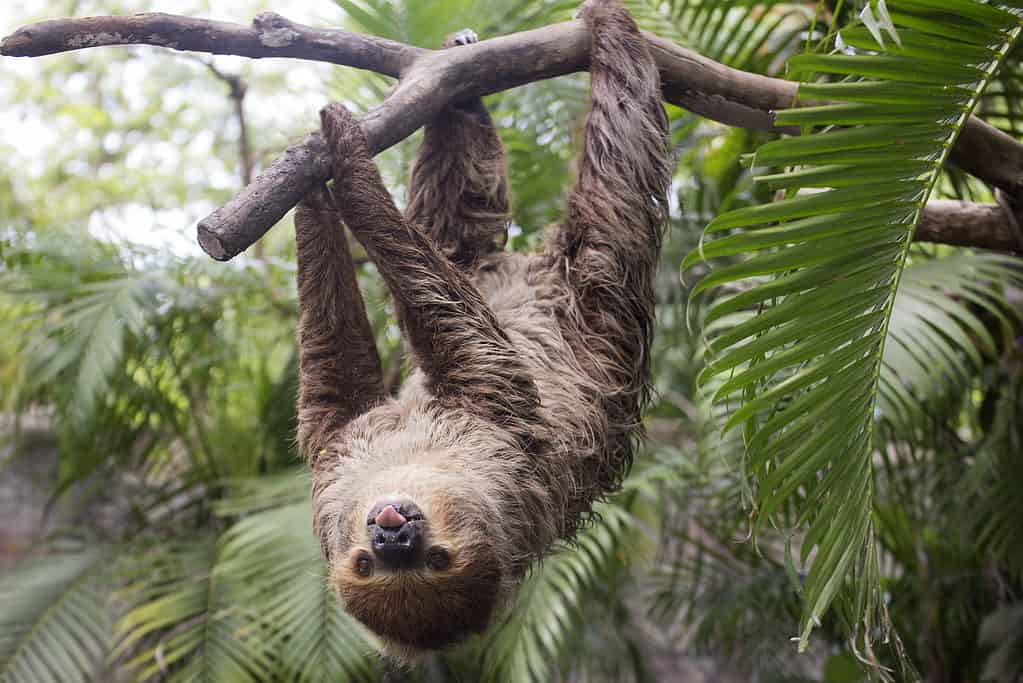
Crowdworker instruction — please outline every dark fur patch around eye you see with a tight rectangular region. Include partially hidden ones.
[426,547,450,571]
[355,554,373,577]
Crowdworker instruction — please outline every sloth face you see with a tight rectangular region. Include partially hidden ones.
[328,480,505,652]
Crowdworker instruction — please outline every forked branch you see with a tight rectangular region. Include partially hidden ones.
[3,11,1021,258]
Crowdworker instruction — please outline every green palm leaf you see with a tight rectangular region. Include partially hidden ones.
[981,42,1023,136]
[215,502,380,682]
[114,539,277,682]
[0,546,113,683]
[627,0,814,73]
[115,489,380,682]
[476,503,636,682]
[879,253,1023,434]
[684,0,1023,650]
[334,0,564,47]
[2,249,152,424]
[965,370,1023,578]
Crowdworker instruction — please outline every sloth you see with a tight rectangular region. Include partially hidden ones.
[292,0,671,659]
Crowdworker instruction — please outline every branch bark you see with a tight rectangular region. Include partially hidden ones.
[4,12,1022,258]
[0,12,422,75]
[917,200,1022,253]
[203,61,261,257]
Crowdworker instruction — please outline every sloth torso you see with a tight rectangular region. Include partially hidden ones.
[331,249,637,575]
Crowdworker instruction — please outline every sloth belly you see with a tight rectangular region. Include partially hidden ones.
[472,252,575,381]
[469,251,621,515]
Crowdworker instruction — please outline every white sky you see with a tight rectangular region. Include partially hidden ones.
[1,0,351,257]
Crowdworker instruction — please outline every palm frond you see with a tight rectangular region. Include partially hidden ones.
[114,538,277,683]
[493,77,588,236]
[115,481,379,683]
[0,545,113,683]
[1,237,153,423]
[684,0,1023,650]
[879,253,1023,435]
[980,40,1023,136]
[475,503,637,682]
[964,371,1023,578]
[215,502,380,682]
[334,0,565,47]
[627,0,814,73]
[213,470,309,517]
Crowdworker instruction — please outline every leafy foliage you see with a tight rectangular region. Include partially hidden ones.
[2,0,1023,681]
[114,503,381,683]
[880,253,1023,435]
[0,545,113,683]
[685,0,1023,650]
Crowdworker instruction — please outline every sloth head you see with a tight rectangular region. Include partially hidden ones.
[322,464,509,655]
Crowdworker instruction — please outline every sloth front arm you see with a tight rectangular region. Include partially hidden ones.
[318,104,541,438]
[294,185,385,471]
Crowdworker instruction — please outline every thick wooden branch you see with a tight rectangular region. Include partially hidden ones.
[4,12,1023,259]
[0,12,423,76]
[917,200,1022,253]
[954,118,1023,199]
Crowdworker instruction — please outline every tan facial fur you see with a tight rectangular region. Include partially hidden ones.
[324,468,506,656]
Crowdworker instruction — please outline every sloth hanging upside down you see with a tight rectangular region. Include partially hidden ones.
[293,0,671,659]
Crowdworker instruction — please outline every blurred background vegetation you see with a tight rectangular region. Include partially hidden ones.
[1,0,1022,681]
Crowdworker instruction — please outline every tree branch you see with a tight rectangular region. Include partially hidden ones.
[953,118,1023,199]
[0,12,422,76]
[4,12,1022,258]
[202,60,261,257]
[917,200,1022,254]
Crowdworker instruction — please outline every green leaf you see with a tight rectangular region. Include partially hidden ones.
[0,546,113,683]
[683,0,1023,654]
[878,253,1023,433]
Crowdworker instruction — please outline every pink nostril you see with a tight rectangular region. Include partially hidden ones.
[375,505,406,529]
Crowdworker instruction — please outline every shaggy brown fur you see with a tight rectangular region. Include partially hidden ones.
[405,33,511,269]
[293,0,671,659]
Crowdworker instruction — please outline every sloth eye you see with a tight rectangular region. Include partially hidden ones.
[355,555,373,577]
[426,547,450,571]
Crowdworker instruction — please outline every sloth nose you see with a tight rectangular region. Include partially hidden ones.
[367,498,424,567]
[375,505,405,528]
[366,497,424,526]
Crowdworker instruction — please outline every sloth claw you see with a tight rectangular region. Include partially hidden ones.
[444,28,479,48]
[319,102,369,170]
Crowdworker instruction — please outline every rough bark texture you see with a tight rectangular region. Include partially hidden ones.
[917,200,1022,253]
[0,12,420,75]
[5,12,1022,258]
[954,117,1023,200]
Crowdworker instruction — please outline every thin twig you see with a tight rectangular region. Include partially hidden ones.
[202,59,260,257]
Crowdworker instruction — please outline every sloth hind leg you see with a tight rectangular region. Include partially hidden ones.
[553,0,672,402]
[405,29,511,271]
